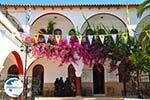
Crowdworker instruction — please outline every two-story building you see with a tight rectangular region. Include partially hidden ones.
[0,0,149,97]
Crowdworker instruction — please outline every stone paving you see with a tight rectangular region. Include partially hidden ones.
[35,97,150,100]
[35,97,123,100]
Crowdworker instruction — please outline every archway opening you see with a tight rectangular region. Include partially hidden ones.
[32,65,44,96]
[68,64,76,84]
[8,65,19,78]
[68,64,76,96]
[31,13,74,35]
[93,64,105,94]
[81,13,127,34]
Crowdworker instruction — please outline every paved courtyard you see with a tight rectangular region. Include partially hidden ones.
[35,97,150,100]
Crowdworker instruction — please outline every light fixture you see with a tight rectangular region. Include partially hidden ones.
[20,45,32,100]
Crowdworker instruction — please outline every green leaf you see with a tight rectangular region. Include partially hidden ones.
[137,0,150,18]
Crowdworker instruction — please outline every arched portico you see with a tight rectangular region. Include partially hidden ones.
[1,51,24,99]
[30,13,75,35]
[1,51,24,76]
[80,13,128,34]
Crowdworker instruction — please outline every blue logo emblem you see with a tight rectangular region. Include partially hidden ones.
[4,78,23,97]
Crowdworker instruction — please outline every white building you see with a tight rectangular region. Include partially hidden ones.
[0,0,149,97]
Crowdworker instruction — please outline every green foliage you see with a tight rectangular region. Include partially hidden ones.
[137,23,150,72]
[46,21,56,34]
[82,14,92,30]
[38,20,55,35]
[137,0,150,18]
[69,28,77,36]
[129,52,142,65]
[136,0,150,72]
[137,0,150,50]
[129,51,150,72]
[112,34,133,59]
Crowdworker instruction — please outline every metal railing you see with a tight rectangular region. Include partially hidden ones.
[125,73,150,99]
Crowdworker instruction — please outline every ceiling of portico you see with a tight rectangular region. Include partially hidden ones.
[30,13,74,35]
[81,13,127,34]
[2,11,23,31]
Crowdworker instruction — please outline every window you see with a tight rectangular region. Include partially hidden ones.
[54,28,62,35]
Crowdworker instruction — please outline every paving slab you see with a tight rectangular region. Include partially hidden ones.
[35,97,150,100]
[35,97,124,100]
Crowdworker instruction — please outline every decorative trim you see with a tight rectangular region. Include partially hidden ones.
[12,51,24,74]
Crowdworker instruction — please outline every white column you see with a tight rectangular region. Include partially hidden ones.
[71,56,84,96]
[72,58,84,77]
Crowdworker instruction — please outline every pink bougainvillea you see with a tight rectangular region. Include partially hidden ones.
[22,35,111,67]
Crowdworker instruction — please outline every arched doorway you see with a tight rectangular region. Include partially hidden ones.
[93,64,105,95]
[68,64,76,96]
[68,64,76,83]
[32,65,44,96]
[8,65,19,78]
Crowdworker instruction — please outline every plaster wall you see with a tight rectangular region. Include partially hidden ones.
[8,6,149,34]
[1,54,16,79]
[0,32,21,70]
[27,58,69,83]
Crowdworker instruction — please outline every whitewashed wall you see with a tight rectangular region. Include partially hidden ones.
[27,58,69,83]
[1,5,149,84]
[8,6,149,34]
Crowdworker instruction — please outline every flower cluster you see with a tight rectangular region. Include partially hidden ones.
[23,35,111,67]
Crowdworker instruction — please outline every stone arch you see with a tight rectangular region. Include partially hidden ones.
[30,13,75,35]
[26,57,42,71]
[80,13,128,34]
[1,51,23,80]
[11,51,24,75]
[32,64,44,96]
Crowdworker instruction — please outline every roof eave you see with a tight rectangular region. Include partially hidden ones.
[0,4,140,7]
